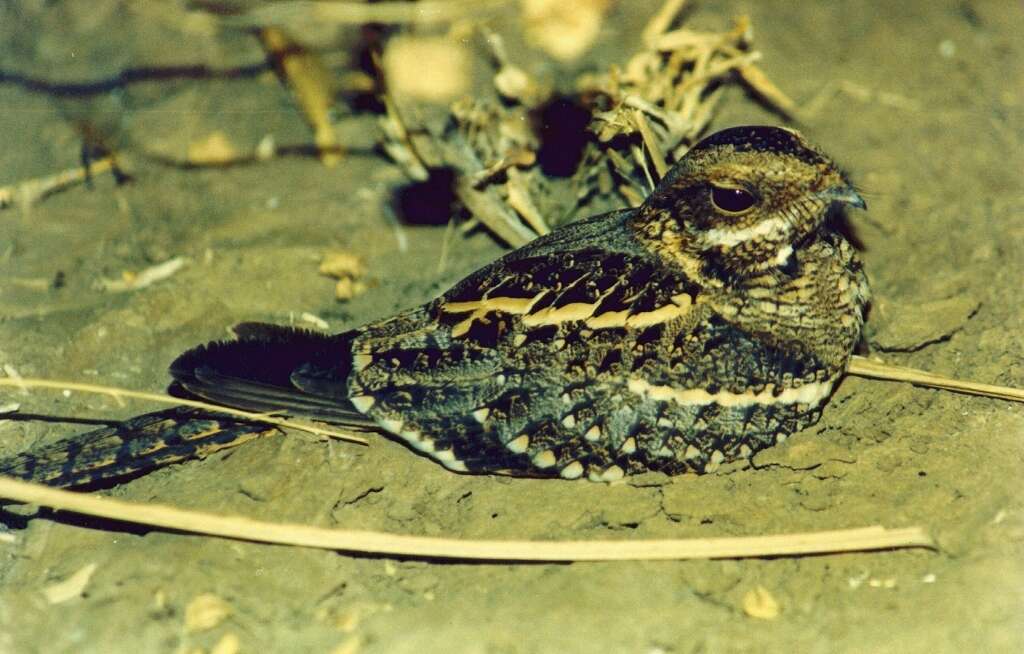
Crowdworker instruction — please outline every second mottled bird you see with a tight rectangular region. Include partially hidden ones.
[171,125,869,481]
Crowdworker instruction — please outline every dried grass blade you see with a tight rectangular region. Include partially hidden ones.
[632,109,670,179]
[642,0,689,46]
[224,0,505,28]
[0,378,369,444]
[260,27,342,167]
[847,356,1024,403]
[0,157,117,211]
[454,177,535,247]
[736,63,799,118]
[0,475,933,561]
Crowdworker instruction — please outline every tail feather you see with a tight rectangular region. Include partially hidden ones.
[170,323,353,391]
[171,323,371,427]
[0,407,278,488]
[0,323,375,489]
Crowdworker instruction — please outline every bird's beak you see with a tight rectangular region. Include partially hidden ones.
[821,185,867,210]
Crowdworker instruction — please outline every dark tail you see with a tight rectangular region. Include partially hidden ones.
[2,323,374,489]
[0,407,278,488]
[170,322,372,426]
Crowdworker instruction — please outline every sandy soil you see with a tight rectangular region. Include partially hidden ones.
[0,1,1021,652]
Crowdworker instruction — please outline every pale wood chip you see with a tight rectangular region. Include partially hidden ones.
[43,563,98,604]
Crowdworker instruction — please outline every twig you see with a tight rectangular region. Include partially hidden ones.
[676,51,761,95]
[437,217,457,275]
[505,168,550,236]
[259,27,343,167]
[1,365,28,395]
[0,157,117,211]
[847,356,1024,403]
[0,475,932,561]
[97,256,188,292]
[379,86,431,182]
[0,378,369,444]
[223,0,506,28]
[642,0,689,47]
[736,63,799,118]
[632,109,670,179]
[454,175,536,247]
[630,144,657,192]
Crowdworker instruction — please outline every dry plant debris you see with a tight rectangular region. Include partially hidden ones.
[320,250,369,301]
[10,2,790,229]
[578,12,796,202]
[0,156,120,212]
[0,475,934,561]
[220,0,506,31]
[184,593,233,633]
[378,1,796,245]
[96,256,189,293]
[741,585,781,620]
[0,377,370,444]
[42,562,98,604]
[259,26,343,167]
[846,356,1024,403]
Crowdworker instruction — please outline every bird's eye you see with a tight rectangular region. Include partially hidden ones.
[710,185,758,214]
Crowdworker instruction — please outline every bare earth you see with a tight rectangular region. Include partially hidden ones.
[0,1,1021,652]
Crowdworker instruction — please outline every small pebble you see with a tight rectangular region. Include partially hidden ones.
[184,593,232,633]
[742,586,780,620]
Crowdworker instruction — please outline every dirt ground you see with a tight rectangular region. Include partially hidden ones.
[0,1,1021,652]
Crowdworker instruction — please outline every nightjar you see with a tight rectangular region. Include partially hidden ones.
[3,125,869,486]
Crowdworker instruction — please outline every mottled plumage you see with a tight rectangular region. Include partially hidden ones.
[3,125,869,486]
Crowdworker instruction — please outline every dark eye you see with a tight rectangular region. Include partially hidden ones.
[710,185,758,214]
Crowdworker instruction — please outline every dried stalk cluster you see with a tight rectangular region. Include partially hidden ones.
[380,3,796,245]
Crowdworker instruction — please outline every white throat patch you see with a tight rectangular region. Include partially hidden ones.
[702,216,789,248]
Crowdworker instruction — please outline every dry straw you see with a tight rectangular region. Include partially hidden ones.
[0,156,118,211]
[222,0,506,29]
[846,356,1024,403]
[0,378,368,445]
[0,475,931,561]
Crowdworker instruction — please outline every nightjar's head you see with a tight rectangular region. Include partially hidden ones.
[634,125,865,280]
